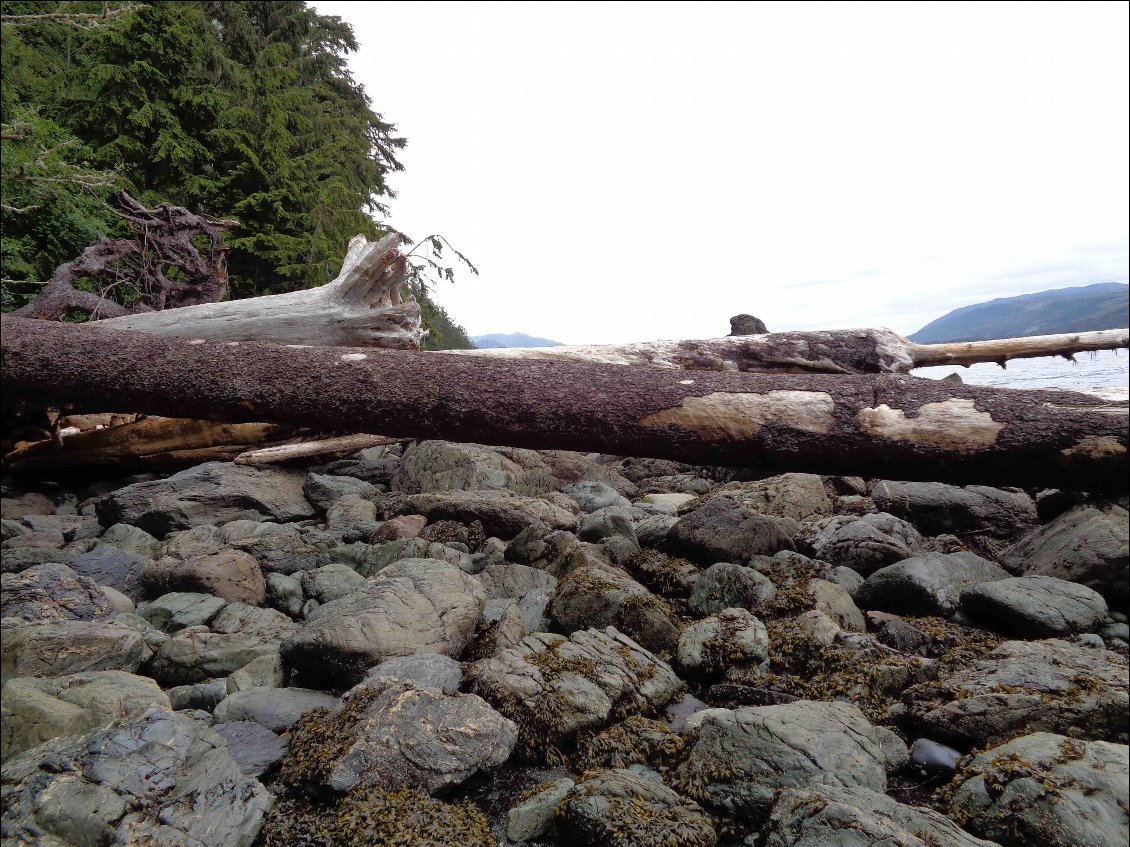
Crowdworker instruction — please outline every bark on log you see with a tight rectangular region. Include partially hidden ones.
[96,233,424,348]
[3,316,1126,492]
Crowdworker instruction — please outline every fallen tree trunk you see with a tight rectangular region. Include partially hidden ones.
[3,317,1126,492]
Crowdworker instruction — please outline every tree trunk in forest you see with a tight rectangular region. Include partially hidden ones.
[3,317,1126,492]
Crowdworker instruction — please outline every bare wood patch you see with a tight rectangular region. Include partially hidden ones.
[639,390,835,439]
[856,399,1003,450]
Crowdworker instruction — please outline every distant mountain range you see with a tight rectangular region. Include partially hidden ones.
[470,332,563,349]
[908,282,1129,344]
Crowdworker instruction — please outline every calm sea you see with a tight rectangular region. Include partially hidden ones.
[912,347,1128,401]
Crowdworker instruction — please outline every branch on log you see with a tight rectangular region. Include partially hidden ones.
[907,329,1130,368]
[11,191,233,321]
[3,316,1126,492]
[234,433,406,465]
[97,233,423,348]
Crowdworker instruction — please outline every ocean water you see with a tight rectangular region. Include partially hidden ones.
[912,347,1129,400]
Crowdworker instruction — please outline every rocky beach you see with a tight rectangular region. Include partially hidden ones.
[1,439,1127,847]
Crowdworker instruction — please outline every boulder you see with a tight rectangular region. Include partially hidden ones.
[302,472,378,512]
[281,558,486,689]
[142,548,266,606]
[854,552,1010,616]
[139,591,227,631]
[226,653,285,693]
[233,532,328,575]
[905,639,1129,746]
[212,720,289,777]
[960,575,1109,637]
[324,494,378,529]
[1,619,150,684]
[363,653,463,694]
[577,506,638,547]
[369,514,427,542]
[392,440,556,496]
[396,490,577,539]
[872,480,1037,539]
[667,496,795,564]
[677,608,769,677]
[95,523,161,558]
[300,563,368,604]
[946,732,1128,847]
[67,546,152,602]
[213,686,339,732]
[550,565,677,652]
[1001,504,1129,611]
[562,480,631,512]
[476,561,557,599]
[720,473,834,522]
[0,670,169,761]
[0,706,270,847]
[507,777,575,843]
[0,563,112,621]
[687,561,776,616]
[94,461,315,537]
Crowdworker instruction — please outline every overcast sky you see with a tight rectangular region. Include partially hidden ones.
[313,1,1128,345]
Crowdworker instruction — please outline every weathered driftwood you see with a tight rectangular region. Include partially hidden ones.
[234,433,405,465]
[3,317,1126,492]
[449,328,1130,374]
[98,233,424,348]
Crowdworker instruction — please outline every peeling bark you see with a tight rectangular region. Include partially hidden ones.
[3,316,1126,492]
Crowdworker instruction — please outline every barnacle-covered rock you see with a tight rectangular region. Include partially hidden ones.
[677,608,769,677]
[550,564,677,652]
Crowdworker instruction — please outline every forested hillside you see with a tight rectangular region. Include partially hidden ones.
[0,0,472,348]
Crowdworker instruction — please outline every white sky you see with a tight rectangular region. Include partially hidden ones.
[313,1,1129,344]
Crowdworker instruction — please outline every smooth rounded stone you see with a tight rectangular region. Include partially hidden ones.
[369,513,427,542]
[66,545,152,602]
[721,473,835,522]
[94,461,315,538]
[95,522,161,558]
[232,531,328,575]
[639,492,697,511]
[465,627,683,754]
[299,562,367,603]
[1002,503,1129,611]
[677,608,769,677]
[1074,633,1106,649]
[265,571,304,617]
[505,523,577,567]
[946,732,1129,847]
[2,528,65,549]
[801,512,923,576]
[227,653,284,693]
[675,700,892,824]
[212,720,288,778]
[281,558,486,689]
[794,610,842,647]
[1102,621,1130,645]
[0,670,170,761]
[325,494,378,529]
[20,513,101,542]
[142,548,267,606]
[168,678,229,711]
[634,513,679,547]
[871,479,1038,539]
[98,584,135,613]
[363,653,463,694]
[868,612,934,654]
[807,577,866,632]
[1,706,270,847]
[158,524,226,559]
[395,490,577,540]
[854,551,1010,616]
[0,563,113,622]
[312,680,517,795]
[1,619,150,684]
[687,562,776,616]
[909,738,962,775]
[214,685,340,732]
[475,561,557,600]
[302,472,378,512]
[139,591,227,631]
[557,768,716,847]
[561,480,631,513]
[667,495,796,564]
[507,777,575,843]
[761,784,997,847]
[392,440,556,497]
[905,638,1129,747]
[0,518,26,541]
[578,506,638,545]
[1,492,55,521]
[960,575,1109,637]
[0,545,69,574]
[550,565,677,652]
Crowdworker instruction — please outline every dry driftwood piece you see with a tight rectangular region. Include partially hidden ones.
[449,327,1130,374]
[97,233,423,348]
[3,317,1126,492]
[234,433,404,465]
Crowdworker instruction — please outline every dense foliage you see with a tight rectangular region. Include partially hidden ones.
[0,0,472,348]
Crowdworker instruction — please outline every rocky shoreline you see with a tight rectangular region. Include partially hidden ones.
[2,440,1127,846]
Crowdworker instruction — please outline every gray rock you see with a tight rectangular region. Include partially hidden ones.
[476,561,557,599]
[139,591,227,631]
[872,480,1037,539]
[0,670,170,761]
[668,495,795,564]
[674,700,891,824]
[557,768,716,847]
[854,551,1010,616]
[325,493,378,529]
[634,513,679,547]
[0,545,70,573]
[95,461,314,538]
[721,473,834,522]
[0,706,270,847]
[466,627,683,754]
[303,472,378,512]
[265,571,304,617]
[577,506,638,546]
[729,313,768,334]
[67,546,152,602]
[300,562,367,603]
[396,490,577,539]
[550,565,677,652]
[281,558,486,688]
[687,561,776,616]
[905,638,1129,746]
[801,512,923,576]
[1001,504,1129,611]
[212,720,288,777]
[1,619,150,684]
[946,732,1128,847]
[142,548,267,606]
[562,481,631,513]
[677,608,768,677]
[762,784,997,847]
[506,777,574,842]
[95,523,161,558]
[392,440,557,496]
[232,531,328,575]
[226,653,284,693]
[1102,621,1130,645]
[960,575,1109,637]
[1,563,112,622]
[214,686,339,732]
[909,738,962,775]
[807,577,867,631]
[363,653,463,694]
[167,678,228,711]
[320,680,516,794]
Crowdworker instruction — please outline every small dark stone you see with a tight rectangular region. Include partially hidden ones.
[909,738,962,774]
[212,720,289,777]
[728,314,769,335]
[706,683,799,707]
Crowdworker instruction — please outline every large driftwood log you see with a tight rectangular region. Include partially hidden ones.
[97,233,424,348]
[3,317,1126,492]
